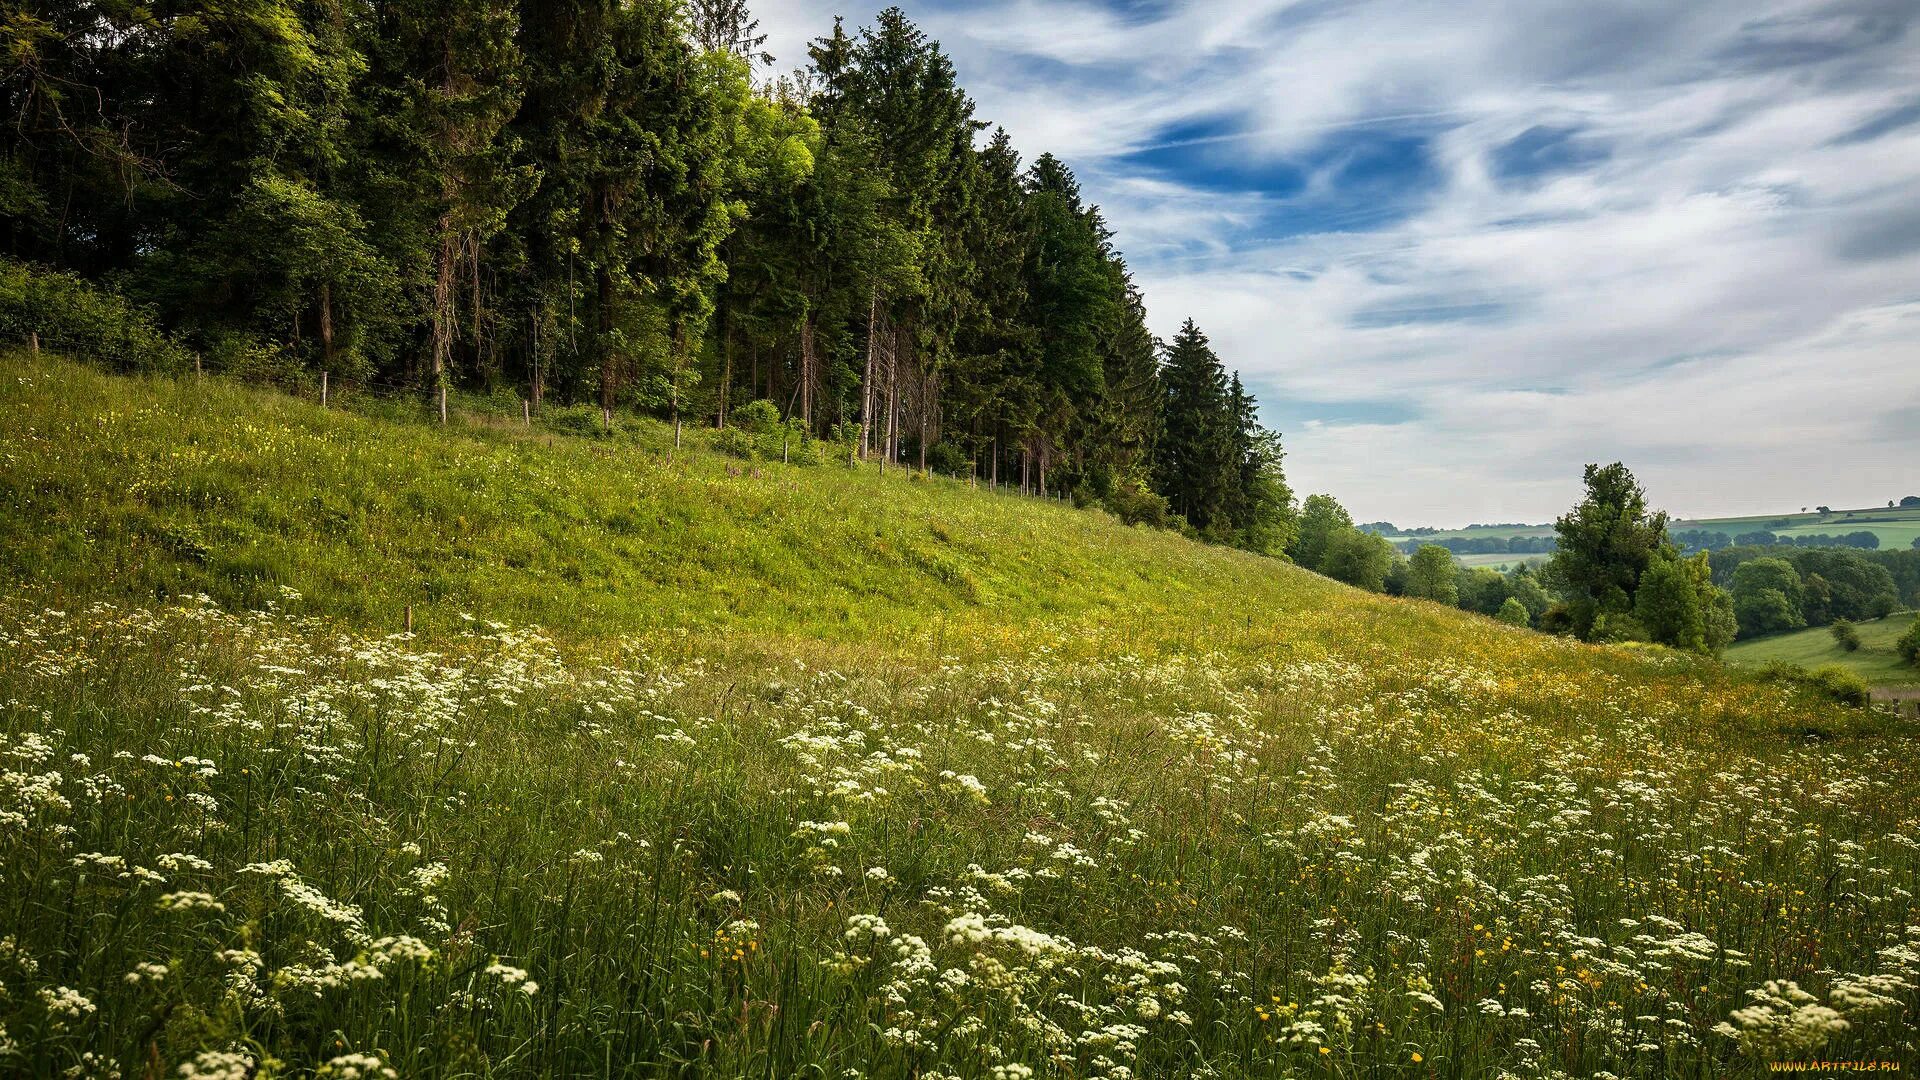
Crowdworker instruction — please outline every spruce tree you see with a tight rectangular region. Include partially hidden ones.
[1154,319,1233,531]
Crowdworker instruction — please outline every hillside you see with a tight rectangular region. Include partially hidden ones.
[1725,612,1920,688]
[2,357,1918,1077]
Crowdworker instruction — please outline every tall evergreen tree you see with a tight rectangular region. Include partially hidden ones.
[1155,319,1233,530]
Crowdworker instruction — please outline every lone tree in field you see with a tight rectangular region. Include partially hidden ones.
[1547,462,1671,638]
[1547,462,1733,652]
[1406,545,1459,604]
[1830,619,1862,652]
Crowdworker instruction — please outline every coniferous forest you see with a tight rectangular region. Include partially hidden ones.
[2,1,1293,551]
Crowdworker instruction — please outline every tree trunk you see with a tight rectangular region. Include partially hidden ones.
[860,289,877,458]
[318,283,335,371]
[799,313,815,431]
[884,325,900,466]
[470,232,483,373]
[917,367,932,472]
[672,322,686,449]
[597,264,615,427]
[718,328,732,429]
[433,212,456,391]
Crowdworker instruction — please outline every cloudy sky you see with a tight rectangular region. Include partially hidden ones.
[760,0,1920,525]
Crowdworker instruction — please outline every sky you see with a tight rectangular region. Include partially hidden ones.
[759,0,1920,526]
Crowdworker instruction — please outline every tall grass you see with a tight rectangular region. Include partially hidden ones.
[1,357,1916,1077]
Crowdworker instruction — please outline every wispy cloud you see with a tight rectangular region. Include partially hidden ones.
[763,0,1920,523]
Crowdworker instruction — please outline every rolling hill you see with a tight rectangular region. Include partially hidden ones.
[2,355,1917,1077]
[1725,612,1920,688]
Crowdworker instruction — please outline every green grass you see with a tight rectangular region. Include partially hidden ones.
[1724,612,1920,688]
[3,356,1919,1078]
[0,355,1313,651]
[1674,506,1920,550]
[1385,506,1920,552]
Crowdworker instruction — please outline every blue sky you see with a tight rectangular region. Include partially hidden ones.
[761,0,1920,525]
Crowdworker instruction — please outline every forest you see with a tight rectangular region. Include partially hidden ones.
[0,1,1294,551]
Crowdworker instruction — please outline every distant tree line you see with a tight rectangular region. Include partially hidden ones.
[1291,464,1920,657]
[1711,546,1919,640]
[1395,534,1556,556]
[1673,529,1885,553]
[0,2,1296,554]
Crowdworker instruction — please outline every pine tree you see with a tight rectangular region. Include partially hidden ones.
[1154,319,1233,531]
[686,0,772,68]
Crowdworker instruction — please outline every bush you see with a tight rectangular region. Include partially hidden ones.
[1898,616,1920,667]
[925,441,969,478]
[1497,596,1532,627]
[0,259,194,373]
[1104,479,1171,529]
[1808,665,1871,707]
[1829,618,1862,652]
[714,426,756,460]
[731,399,780,435]
[1758,661,1871,707]
[547,405,614,439]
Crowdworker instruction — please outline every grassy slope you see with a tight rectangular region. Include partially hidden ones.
[3,355,1919,1078]
[0,356,1333,650]
[1725,612,1920,687]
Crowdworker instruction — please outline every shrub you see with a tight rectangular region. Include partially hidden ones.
[1829,618,1862,652]
[1808,665,1871,707]
[713,426,756,460]
[925,441,969,478]
[731,400,780,435]
[1898,616,1920,667]
[547,405,614,439]
[1104,479,1170,529]
[1758,661,1871,707]
[0,259,194,373]
[1497,596,1531,627]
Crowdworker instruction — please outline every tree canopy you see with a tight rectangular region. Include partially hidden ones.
[0,1,1296,554]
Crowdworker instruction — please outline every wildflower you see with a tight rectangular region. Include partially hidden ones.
[38,985,95,1023]
[176,1049,254,1080]
[316,1052,398,1080]
[157,891,226,914]
[485,961,538,996]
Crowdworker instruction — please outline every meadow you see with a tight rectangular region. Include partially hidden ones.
[1384,507,1920,552]
[1672,508,1920,551]
[1724,613,1920,688]
[3,357,1918,1078]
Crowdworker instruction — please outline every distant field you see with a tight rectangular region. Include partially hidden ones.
[1385,504,1920,555]
[1381,524,1555,543]
[1454,552,1547,571]
[1724,612,1920,688]
[1674,505,1920,550]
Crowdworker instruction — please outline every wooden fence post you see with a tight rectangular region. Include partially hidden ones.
[321,371,328,408]
[28,332,38,359]
[439,384,448,425]
[523,399,530,427]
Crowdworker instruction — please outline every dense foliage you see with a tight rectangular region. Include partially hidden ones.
[0,1,1292,552]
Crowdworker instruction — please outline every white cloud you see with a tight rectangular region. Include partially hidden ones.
[761,0,1920,523]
